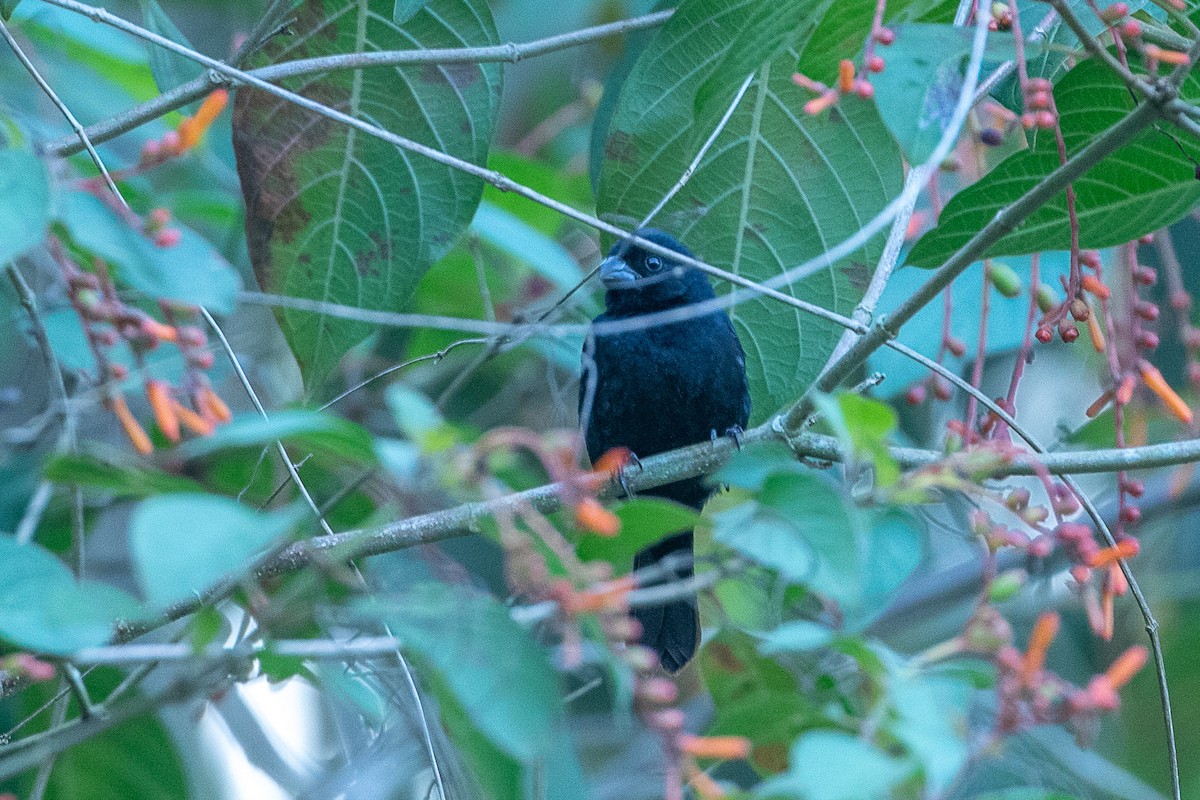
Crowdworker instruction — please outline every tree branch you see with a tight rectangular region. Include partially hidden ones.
[41,9,673,157]
[783,96,1168,430]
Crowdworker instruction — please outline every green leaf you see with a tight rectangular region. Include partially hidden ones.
[1,0,20,20]
[58,191,239,313]
[597,0,903,422]
[0,536,142,654]
[702,629,813,774]
[577,498,700,566]
[386,383,455,451]
[232,0,502,390]
[129,493,305,607]
[756,730,911,800]
[357,584,576,767]
[871,24,1017,163]
[189,605,227,650]
[136,0,205,97]
[909,60,1200,268]
[992,0,1153,114]
[177,409,377,463]
[889,673,969,793]
[832,392,900,486]
[757,620,834,654]
[45,452,205,497]
[45,709,188,799]
[715,442,809,490]
[0,149,50,264]
[393,0,431,23]
[714,473,923,628]
[471,201,585,291]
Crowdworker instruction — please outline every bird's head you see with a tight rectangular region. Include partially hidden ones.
[598,228,716,315]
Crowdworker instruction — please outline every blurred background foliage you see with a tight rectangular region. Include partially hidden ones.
[0,0,1198,798]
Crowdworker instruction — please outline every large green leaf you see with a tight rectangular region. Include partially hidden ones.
[0,149,50,265]
[596,0,903,421]
[232,0,502,390]
[909,59,1200,268]
[701,628,814,775]
[0,536,142,654]
[713,470,923,629]
[129,493,305,608]
[44,712,188,800]
[136,0,205,99]
[356,584,582,788]
[756,730,912,800]
[871,24,1017,163]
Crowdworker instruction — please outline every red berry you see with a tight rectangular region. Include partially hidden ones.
[854,80,875,99]
[1120,505,1142,524]
[1059,320,1079,342]
[1137,330,1160,351]
[867,55,885,72]
[875,27,895,45]
[905,384,927,405]
[1036,325,1054,343]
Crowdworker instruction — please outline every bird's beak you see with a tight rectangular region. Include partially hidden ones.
[599,256,640,289]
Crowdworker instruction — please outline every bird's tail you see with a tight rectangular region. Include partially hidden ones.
[631,531,699,673]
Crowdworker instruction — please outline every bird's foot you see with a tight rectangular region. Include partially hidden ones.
[726,425,745,450]
[712,426,745,450]
[617,452,644,499]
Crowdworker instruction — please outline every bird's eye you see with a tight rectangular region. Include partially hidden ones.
[645,256,663,272]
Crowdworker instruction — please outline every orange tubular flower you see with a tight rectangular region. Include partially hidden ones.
[1080,274,1111,300]
[145,379,180,442]
[1088,538,1140,568]
[1021,611,1059,685]
[1086,389,1113,418]
[176,89,230,152]
[678,735,752,760]
[198,386,233,423]
[837,59,856,93]
[1085,312,1106,352]
[574,497,621,537]
[109,395,153,455]
[141,318,179,344]
[1145,44,1191,65]
[1138,360,1194,424]
[173,400,216,436]
[593,446,632,475]
[1105,645,1149,689]
[803,91,839,115]
[684,762,726,800]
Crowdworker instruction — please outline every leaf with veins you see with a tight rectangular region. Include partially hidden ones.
[233,0,501,392]
[597,0,903,421]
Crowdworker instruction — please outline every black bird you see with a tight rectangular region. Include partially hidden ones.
[580,229,750,672]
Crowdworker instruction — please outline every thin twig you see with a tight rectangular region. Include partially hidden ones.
[201,308,334,537]
[0,17,126,206]
[43,9,675,157]
[784,97,1166,431]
